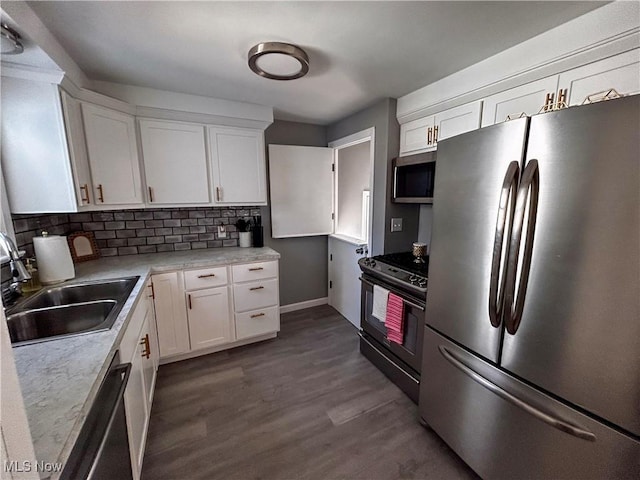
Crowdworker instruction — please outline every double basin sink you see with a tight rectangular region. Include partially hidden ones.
[6,277,139,346]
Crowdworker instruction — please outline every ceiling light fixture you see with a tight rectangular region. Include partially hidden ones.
[248,42,309,81]
[1,24,24,55]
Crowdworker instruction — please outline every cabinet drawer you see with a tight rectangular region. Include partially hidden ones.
[233,278,278,312]
[235,306,280,340]
[184,266,228,290]
[232,261,278,283]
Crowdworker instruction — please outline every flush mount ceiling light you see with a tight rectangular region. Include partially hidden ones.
[1,24,24,55]
[248,42,309,81]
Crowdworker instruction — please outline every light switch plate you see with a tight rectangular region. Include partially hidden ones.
[391,218,403,232]
[217,225,227,239]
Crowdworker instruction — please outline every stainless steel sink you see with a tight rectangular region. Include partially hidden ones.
[6,277,139,346]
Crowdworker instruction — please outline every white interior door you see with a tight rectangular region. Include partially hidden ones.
[328,132,374,328]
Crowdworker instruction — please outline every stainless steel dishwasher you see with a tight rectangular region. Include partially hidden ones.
[61,353,133,480]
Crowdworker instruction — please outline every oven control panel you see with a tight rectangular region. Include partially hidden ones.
[359,257,427,295]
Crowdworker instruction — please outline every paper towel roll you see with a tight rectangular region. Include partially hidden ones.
[34,235,75,285]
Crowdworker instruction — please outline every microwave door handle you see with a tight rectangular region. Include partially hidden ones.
[488,161,520,328]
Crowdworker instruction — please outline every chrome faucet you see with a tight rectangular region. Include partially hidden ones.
[0,232,31,301]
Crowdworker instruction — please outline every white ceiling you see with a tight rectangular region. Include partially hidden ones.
[26,1,605,124]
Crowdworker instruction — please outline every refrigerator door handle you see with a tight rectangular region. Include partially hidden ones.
[504,159,540,335]
[488,161,520,328]
[438,345,596,442]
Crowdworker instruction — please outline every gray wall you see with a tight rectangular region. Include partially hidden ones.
[262,120,329,306]
[417,205,433,249]
[327,98,419,255]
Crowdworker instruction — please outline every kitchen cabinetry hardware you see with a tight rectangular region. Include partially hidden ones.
[148,283,154,299]
[188,294,192,309]
[557,88,568,105]
[248,267,264,271]
[433,125,439,143]
[250,286,265,291]
[505,112,528,122]
[197,273,216,278]
[140,334,151,359]
[427,127,433,145]
[216,187,221,201]
[80,184,90,204]
[582,88,625,105]
[250,313,265,318]
[97,184,104,203]
[148,186,154,202]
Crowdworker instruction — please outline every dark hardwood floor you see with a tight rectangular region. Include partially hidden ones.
[142,305,478,480]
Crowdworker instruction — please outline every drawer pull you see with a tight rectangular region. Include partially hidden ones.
[188,294,192,309]
[251,313,265,318]
[140,334,151,359]
[250,286,264,291]
[249,267,264,271]
[197,273,216,278]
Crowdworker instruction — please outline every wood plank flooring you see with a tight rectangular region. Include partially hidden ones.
[142,305,478,480]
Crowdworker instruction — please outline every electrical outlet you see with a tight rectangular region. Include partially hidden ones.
[217,225,227,239]
[391,218,403,232]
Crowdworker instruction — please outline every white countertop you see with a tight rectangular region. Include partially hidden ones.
[11,247,280,479]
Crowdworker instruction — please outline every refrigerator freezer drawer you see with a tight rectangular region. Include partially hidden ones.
[420,327,640,480]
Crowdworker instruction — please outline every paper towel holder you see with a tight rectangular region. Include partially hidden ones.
[67,232,100,263]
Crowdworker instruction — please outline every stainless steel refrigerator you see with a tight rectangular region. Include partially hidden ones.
[419,95,639,479]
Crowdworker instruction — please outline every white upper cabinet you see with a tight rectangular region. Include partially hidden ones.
[558,49,640,106]
[208,126,267,205]
[81,103,143,206]
[139,119,210,205]
[481,76,560,127]
[60,90,94,208]
[399,115,435,155]
[433,101,483,144]
[399,101,482,155]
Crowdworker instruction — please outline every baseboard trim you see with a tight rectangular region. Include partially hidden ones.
[280,297,329,314]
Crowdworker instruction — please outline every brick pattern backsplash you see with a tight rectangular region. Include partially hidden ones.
[11,207,261,259]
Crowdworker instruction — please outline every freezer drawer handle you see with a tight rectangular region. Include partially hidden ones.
[504,159,539,335]
[438,345,596,442]
[488,161,520,328]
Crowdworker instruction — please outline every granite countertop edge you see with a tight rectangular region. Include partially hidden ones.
[12,247,280,479]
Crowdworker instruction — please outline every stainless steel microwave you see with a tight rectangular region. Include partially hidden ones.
[392,152,436,204]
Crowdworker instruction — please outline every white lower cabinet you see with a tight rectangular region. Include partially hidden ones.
[120,280,158,480]
[186,286,234,350]
[152,259,280,363]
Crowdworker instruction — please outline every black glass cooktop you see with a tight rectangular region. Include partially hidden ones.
[373,252,429,277]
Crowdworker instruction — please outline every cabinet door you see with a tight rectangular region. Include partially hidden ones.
[481,76,559,127]
[186,286,234,350]
[146,281,160,372]
[559,49,640,106]
[81,103,143,205]
[123,325,147,480]
[434,100,483,143]
[399,115,435,155]
[60,90,93,207]
[209,127,267,205]
[139,120,211,205]
[152,272,190,358]
[141,307,157,409]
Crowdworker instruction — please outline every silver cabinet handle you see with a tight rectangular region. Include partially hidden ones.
[488,161,519,328]
[439,345,596,442]
[504,159,539,335]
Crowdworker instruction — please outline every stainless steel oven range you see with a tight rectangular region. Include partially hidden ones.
[358,252,428,403]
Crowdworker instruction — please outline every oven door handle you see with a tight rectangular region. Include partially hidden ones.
[359,277,425,311]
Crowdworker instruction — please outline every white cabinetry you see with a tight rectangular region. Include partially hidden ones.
[399,101,482,155]
[481,76,559,127]
[186,286,234,350]
[152,272,190,357]
[558,49,640,106]
[208,127,267,205]
[153,259,280,363]
[120,280,158,480]
[82,103,143,206]
[139,119,210,205]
